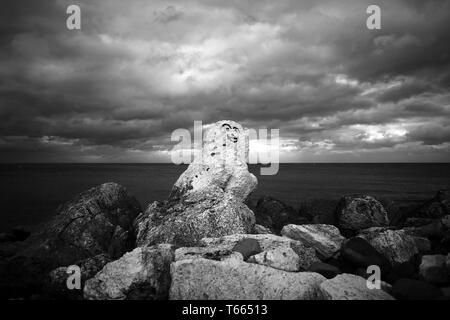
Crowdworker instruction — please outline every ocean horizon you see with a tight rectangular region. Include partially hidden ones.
[1,162,449,232]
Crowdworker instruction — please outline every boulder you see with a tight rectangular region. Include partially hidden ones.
[1,182,141,295]
[358,229,419,265]
[248,246,301,272]
[340,237,391,275]
[281,224,345,259]
[232,238,261,260]
[307,262,340,279]
[392,279,443,300]
[403,220,445,238]
[419,255,449,285]
[412,190,450,219]
[199,234,320,270]
[45,254,111,299]
[320,274,394,300]
[84,244,175,300]
[169,255,326,300]
[135,121,257,247]
[335,195,389,235]
[254,196,308,232]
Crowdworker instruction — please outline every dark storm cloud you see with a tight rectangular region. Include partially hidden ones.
[0,0,449,162]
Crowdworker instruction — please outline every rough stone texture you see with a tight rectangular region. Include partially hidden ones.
[412,190,450,219]
[84,244,175,300]
[254,196,308,233]
[307,262,340,279]
[135,121,257,247]
[174,247,240,262]
[253,224,273,235]
[358,229,419,265]
[392,279,443,300]
[248,246,301,272]
[199,234,320,270]
[45,254,111,299]
[232,238,261,260]
[169,257,326,300]
[1,183,141,295]
[419,255,449,284]
[320,274,395,300]
[340,237,391,275]
[281,224,345,259]
[336,195,389,234]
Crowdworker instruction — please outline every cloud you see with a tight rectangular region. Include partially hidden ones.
[0,0,449,162]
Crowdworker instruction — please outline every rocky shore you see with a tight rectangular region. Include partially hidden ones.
[1,121,450,300]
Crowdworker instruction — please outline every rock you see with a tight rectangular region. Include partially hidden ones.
[84,244,175,300]
[0,242,20,258]
[385,262,417,284]
[135,121,257,247]
[411,236,431,253]
[232,238,261,260]
[340,237,391,275]
[45,254,111,299]
[307,262,340,279]
[281,224,345,259]
[413,190,450,219]
[200,234,320,270]
[392,279,443,300]
[404,218,436,228]
[1,182,141,296]
[419,255,449,285]
[169,256,326,300]
[380,281,392,294]
[248,246,301,272]
[253,224,273,234]
[403,220,445,239]
[174,247,239,262]
[254,196,308,232]
[442,215,450,229]
[335,195,389,235]
[358,229,419,265]
[320,274,394,300]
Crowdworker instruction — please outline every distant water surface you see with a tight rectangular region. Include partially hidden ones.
[0,163,449,231]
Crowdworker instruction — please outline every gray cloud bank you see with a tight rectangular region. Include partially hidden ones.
[0,0,449,162]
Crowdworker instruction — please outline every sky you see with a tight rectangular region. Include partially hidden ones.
[0,0,449,163]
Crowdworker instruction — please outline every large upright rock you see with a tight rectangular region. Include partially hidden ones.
[169,254,326,300]
[2,183,141,295]
[135,121,257,247]
[336,195,389,235]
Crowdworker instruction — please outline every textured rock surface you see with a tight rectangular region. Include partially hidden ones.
[340,237,391,274]
[1,183,141,294]
[253,224,273,235]
[169,256,326,300]
[199,234,320,269]
[135,121,257,247]
[419,255,449,284]
[358,229,419,265]
[336,195,389,234]
[392,279,443,300]
[248,246,301,272]
[281,224,345,259]
[320,274,394,300]
[254,196,308,232]
[232,238,261,260]
[45,254,111,299]
[84,244,175,300]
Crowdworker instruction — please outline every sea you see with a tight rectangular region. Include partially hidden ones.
[1,163,449,232]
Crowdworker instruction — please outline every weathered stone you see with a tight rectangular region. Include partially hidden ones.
[174,247,240,262]
[340,237,391,275]
[254,196,308,232]
[281,224,345,259]
[358,229,419,264]
[45,254,111,299]
[253,224,273,235]
[200,233,320,269]
[248,246,301,272]
[232,238,261,260]
[320,274,394,300]
[419,255,449,285]
[169,257,326,300]
[307,262,340,279]
[84,244,175,300]
[1,183,141,295]
[336,195,389,235]
[392,279,443,300]
[135,121,257,247]
[413,190,450,219]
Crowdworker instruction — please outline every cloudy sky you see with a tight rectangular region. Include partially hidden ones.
[1,0,449,163]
